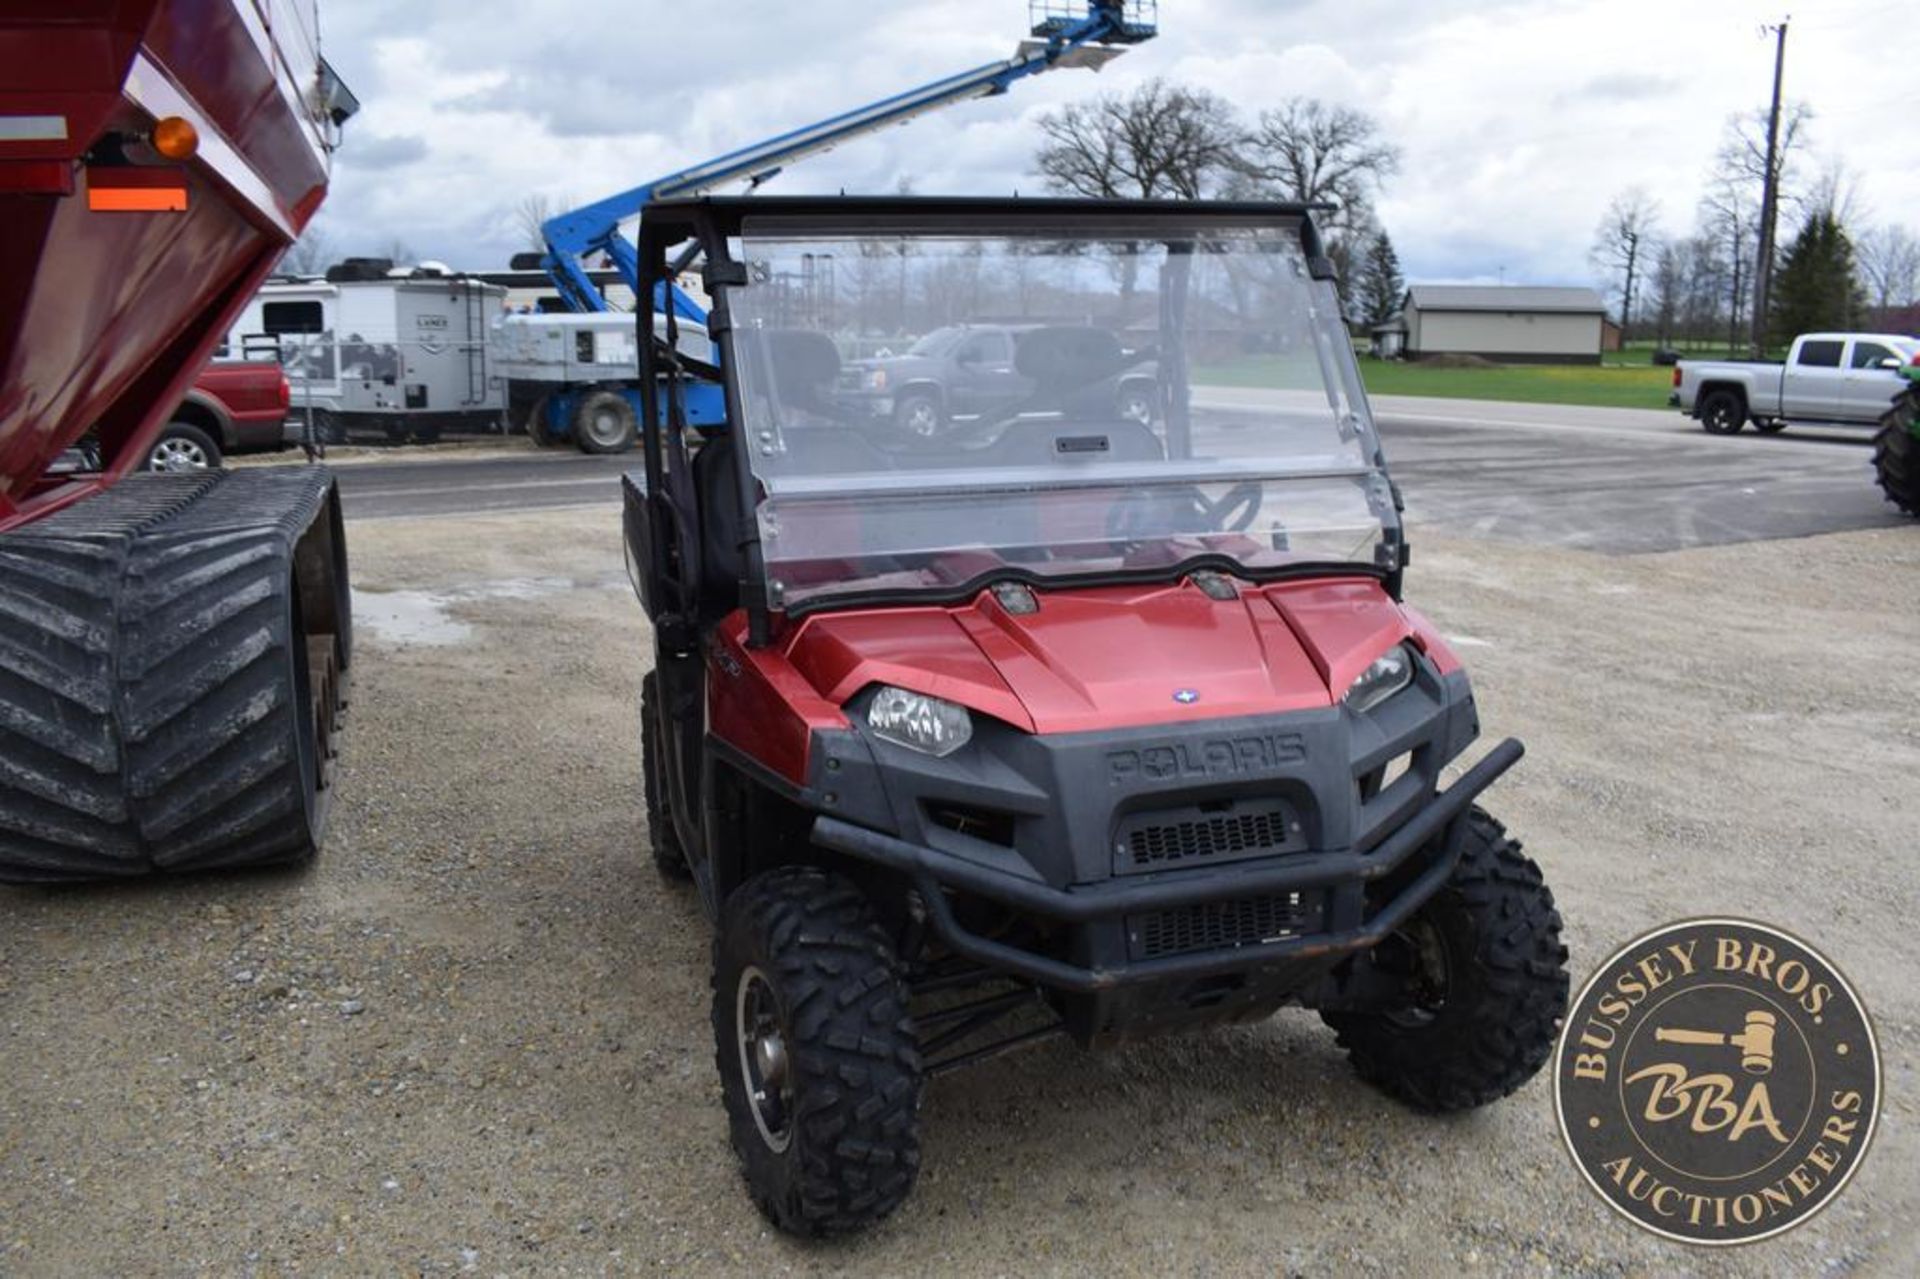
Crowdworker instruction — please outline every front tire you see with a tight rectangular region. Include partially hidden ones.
[893,391,944,439]
[1321,808,1569,1112]
[713,868,923,1237]
[1698,390,1747,435]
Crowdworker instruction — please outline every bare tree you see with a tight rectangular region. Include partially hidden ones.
[1858,224,1920,311]
[1035,80,1240,312]
[1035,78,1242,200]
[1237,99,1400,218]
[1231,99,1401,325]
[513,194,561,252]
[1696,177,1756,353]
[1713,101,1813,331]
[382,237,415,267]
[1804,159,1866,231]
[282,226,332,276]
[1590,188,1662,341]
[1715,102,1814,204]
[1646,241,1689,348]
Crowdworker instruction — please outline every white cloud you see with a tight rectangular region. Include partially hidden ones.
[309,0,1920,290]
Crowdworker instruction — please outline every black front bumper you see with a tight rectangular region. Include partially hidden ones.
[813,737,1521,992]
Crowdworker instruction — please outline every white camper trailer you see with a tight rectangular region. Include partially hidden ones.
[223,261,508,441]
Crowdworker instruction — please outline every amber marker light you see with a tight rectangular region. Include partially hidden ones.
[151,116,199,161]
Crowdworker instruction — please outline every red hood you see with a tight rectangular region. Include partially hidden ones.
[782,577,1446,735]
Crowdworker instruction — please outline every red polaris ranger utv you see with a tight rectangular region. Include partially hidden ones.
[623,196,1570,1236]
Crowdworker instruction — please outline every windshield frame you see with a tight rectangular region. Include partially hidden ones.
[634,196,1400,633]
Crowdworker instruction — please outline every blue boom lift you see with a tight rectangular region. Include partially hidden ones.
[511,1,1157,449]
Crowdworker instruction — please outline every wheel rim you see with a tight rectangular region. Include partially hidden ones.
[589,408,623,447]
[1706,402,1738,432]
[902,401,940,437]
[149,437,210,471]
[1381,918,1451,1029]
[1120,391,1152,424]
[736,966,793,1153]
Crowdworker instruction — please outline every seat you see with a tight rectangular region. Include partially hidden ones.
[1012,326,1135,421]
[738,328,842,419]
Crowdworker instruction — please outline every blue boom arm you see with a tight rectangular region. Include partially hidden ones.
[537,0,1156,315]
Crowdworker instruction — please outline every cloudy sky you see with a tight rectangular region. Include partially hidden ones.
[310,0,1916,289]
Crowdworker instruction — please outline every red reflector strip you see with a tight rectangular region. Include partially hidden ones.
[0,160,74,195]
[86,167,189,212]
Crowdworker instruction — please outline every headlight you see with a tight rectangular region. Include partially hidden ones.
[1345,644,1416,714]
[867,686,971,757]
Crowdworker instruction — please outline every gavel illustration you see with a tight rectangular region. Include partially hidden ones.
[1654,1009,1778,1075]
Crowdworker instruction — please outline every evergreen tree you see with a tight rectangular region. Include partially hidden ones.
[1358,231,1406,329]
[1768,211,1864,349]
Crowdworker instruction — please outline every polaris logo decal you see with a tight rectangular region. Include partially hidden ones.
[1107,733,1306,784]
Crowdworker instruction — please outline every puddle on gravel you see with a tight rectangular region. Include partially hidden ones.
[352,577,617,646]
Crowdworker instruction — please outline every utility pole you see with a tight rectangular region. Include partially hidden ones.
[1749,16,1789,359]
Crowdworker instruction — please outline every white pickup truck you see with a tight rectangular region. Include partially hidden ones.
[1672,332,1919,435]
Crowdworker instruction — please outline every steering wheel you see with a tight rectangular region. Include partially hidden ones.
[1105,481,1264,546]
[1104,488,1168,546]
[1204,482,1264,533]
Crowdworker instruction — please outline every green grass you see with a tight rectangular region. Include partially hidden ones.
[1196,354,1678,411]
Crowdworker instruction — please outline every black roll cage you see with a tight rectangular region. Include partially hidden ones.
[633,195,1396,650]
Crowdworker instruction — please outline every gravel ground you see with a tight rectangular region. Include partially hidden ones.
[2,507,1915,1276]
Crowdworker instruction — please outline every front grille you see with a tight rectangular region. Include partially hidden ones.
[1119,801,1300,872]
[1129,892,1323,960]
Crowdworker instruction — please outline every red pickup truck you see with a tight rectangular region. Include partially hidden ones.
[146,361,292,470]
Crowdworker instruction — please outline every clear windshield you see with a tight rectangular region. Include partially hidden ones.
[907,328,963,357]
[727,216,1396,611]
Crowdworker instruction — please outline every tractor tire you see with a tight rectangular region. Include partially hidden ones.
[0,469,352,883]
[1874,390,1919,517]
[573,389,638,455]
[1320,807,1569,1112]
[1698,390,1747,435]
[713,867,923,1238]
[641,672,689,880]
[146,421,223,472]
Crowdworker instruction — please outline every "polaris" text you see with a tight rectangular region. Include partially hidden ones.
[1106,733,1306,784]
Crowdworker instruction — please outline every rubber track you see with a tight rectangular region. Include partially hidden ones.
[714,868,923,1237]
[1322,808,1569,1112]
[1874,387,1918,517]
[0,469,345,883]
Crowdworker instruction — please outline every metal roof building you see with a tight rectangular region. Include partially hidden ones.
[1374,285,1609,365]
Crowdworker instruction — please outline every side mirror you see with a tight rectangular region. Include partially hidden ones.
[1878,357,1904,371]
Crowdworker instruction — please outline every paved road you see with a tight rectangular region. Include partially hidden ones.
[332,394,1905,552]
